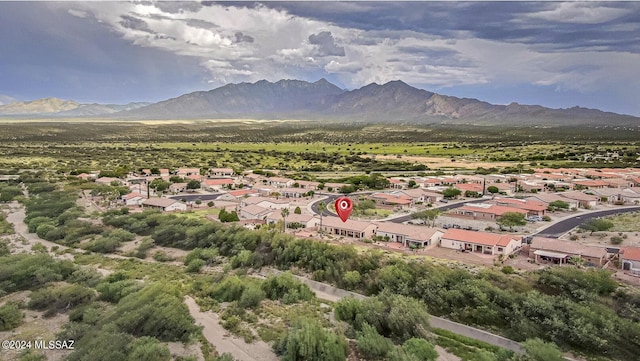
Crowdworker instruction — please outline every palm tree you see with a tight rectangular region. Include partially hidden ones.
[281,208,290,232]
[318,201,326,235]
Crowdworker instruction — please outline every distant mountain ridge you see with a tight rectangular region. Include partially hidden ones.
[0,98,150,117]
[122,79,637,126]
[1,79,637,126]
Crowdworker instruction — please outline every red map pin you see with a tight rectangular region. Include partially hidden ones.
[334,196,353,223]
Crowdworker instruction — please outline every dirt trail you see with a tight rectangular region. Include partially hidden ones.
[184,296,278,361]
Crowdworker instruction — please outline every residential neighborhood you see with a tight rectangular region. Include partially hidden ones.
[62,165,640,277]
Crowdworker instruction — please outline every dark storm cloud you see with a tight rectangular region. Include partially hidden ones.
[119,15,150,32]
[184,18,219,30]
[397,46,473,67]
[154,1,203,14]
[235,32,254,43]
[308,31,345,57]
[268,2,640,53]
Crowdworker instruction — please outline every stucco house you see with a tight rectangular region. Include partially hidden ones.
[374,222,443,248]
[621,247,640,275]
[320,217,377,239]
[440,229,522,255]
[142,198,187,212]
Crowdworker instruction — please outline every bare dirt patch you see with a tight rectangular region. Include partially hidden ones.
[184,296,278,361]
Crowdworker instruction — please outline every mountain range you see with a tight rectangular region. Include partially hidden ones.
[1,79,637,126]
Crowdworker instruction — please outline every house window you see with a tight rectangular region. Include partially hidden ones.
[497,247,504,252]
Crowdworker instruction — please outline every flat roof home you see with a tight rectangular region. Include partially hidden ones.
[374,222,443,248]
[440,229,522,256]
[529,237,608,266]
[320,217,377,239]
[142,198,187,212]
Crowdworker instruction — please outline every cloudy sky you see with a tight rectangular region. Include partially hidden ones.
[1,1,639,115]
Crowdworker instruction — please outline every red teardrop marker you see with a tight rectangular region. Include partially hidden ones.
[335,197,353,223]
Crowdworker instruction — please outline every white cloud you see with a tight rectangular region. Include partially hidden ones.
[66,1,638,102]
[526,2,629,24]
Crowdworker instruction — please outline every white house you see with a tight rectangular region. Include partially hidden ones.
[440,229,522,255]
[374,222,443,248]
[320,217,377,239]
[621,247,640,275]
[142,198,187,212]
[239,204,273,220]
[122,192,146,206]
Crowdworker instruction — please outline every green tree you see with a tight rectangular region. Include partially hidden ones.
[186,180,201,191]
[442,187,462,199]
[497,212,527,231]
[579,218,614,234]
[281,208,290,232]
[294,206,302,214]
[126,336,171,361]
[0,302,24,331]
[487,185,500,197]
[276,319,348,361]
[412,209,441,227]
[521,338,564,361]
[357,323,394,360]
[402,338,438,361]
[548,200,569,210]
[342,270,362,290]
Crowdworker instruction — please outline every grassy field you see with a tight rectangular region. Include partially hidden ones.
[606,212,640,232]
[1,120,639,173]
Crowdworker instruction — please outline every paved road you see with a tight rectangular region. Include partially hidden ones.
[535,206,640,238]
[257,268,524,354]
[308,193,487,222]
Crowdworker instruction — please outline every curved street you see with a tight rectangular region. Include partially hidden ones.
[534,206,640,238]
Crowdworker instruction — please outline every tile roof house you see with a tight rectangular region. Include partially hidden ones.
[374,222,443,248]
[489,198,547,216]
[241,197,290,210]
[527,193,579,210]
[557,191,598,209]
[370,192,413,208]
[202,178,235,191]
[122,192,146,206]
[169,182,188,193]
[266,213,320,229]
[529,237,608,266]
[209,168,235,177]
[142,198,187,212]
[177,168,200,176]
[440,229,522,255]
[621,247,640,275]
[453,203,528,221]
[239,204,273,220]
[320,217,377,239]
[95,177,122,185]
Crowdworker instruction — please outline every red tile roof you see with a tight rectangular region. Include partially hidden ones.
[442,229,517,247]
[622,247,640,262]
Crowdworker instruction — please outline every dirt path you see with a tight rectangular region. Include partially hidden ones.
[184,296,278,361]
